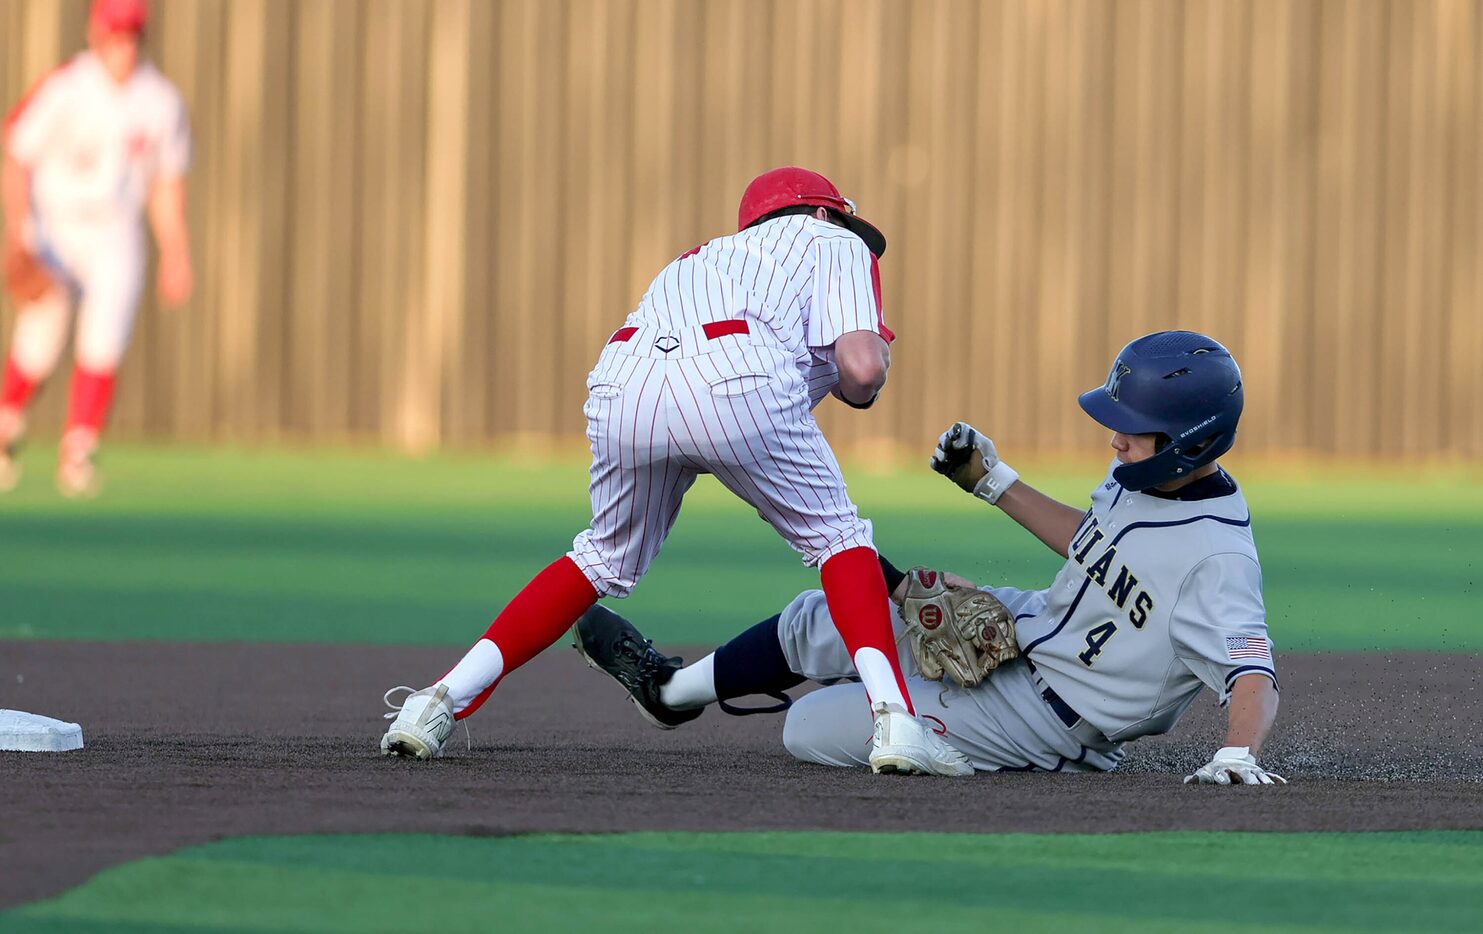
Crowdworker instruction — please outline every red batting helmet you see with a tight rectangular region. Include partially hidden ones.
[737,167,886,258]
[90,0,148,34]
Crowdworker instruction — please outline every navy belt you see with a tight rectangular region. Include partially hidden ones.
[1042,686,1081,730]
[1024,656,1083,730]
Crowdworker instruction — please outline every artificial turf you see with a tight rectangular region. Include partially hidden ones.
[2,831,1480,932]
[4,447,1480,929]
[1,444,1479,650]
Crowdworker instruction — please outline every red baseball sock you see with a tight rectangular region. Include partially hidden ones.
[1,357,39,410]
[453,555,598,719]
[820,546,915,715]
[64,366,116,435]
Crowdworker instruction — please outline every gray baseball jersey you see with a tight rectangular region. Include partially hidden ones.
[777,461,1278,772]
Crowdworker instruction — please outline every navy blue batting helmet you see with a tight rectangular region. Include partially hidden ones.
[1077,331,1244,492]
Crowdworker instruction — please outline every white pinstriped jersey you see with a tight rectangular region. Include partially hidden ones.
[993,462,1277,744]
[6,52,190,224]
[566,216,892,598]
[619,215,892,407]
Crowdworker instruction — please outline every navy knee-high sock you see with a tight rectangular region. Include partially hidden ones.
[712,614,805,715]
[710,555,907,715]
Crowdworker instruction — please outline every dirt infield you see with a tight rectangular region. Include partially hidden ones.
[3,641,1482,909]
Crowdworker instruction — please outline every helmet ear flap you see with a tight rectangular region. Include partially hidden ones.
[1113,425,1237,492]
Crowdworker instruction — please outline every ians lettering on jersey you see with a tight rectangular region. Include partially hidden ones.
[1067,515,1156,632]
[1012,461,1269,741]
[1226,635,1271,661]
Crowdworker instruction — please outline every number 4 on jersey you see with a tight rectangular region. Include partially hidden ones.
[1078,621,1118,666]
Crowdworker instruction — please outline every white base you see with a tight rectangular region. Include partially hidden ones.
[0,709,84,752]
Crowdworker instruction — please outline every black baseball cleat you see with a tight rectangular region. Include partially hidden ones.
[572,605,703,730]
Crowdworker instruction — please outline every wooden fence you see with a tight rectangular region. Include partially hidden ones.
[2,0,1479,459]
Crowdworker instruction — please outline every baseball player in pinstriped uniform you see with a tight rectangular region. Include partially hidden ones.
[574,332,1286,785]
[1,0,193,496]
[382,167,971,777]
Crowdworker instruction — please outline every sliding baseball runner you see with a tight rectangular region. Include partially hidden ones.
[575,331,1285,784]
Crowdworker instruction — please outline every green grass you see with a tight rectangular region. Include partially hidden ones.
[1,444,1479,650]
[4,451,1480,930]
[3,831,1480,932]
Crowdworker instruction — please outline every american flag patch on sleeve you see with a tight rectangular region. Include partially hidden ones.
[1226,635,1271,660]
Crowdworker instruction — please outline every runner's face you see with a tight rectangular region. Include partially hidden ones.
[1110,432,1159,465]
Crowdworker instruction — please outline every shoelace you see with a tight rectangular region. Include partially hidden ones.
[382,684,472,752]
[615,633,669,683]
[383,685,417,718]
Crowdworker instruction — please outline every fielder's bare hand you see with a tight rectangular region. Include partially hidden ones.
[156,247,193,308]
[149,175,193,308]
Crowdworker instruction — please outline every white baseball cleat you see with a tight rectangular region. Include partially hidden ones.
[56,428,101,499]
[0,407,24,493]
[381,685,455,760]
[868,702,975,777]
[0,454,18,493]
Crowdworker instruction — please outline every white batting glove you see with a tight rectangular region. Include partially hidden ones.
[1183,746,1288,785]
[929,422,1019,505]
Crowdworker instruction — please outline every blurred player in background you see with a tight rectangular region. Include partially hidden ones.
[1,0,193,496]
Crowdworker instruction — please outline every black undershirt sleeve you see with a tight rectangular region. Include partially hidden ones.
[877,553,907,595]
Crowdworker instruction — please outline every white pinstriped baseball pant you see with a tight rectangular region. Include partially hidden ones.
[568,323,874,598]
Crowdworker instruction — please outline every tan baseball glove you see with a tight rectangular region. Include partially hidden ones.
[898,567,1019,687]
[4,245,55,305]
